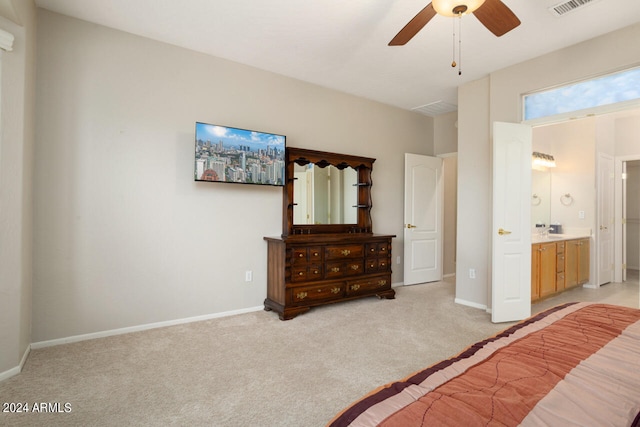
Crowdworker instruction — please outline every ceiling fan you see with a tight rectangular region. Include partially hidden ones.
[389,0,521,46]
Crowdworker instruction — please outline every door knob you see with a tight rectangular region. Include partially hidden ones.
[498,228,512,235]
[406,224,417,229]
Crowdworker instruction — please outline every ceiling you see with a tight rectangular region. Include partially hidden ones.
[34,0,640,116]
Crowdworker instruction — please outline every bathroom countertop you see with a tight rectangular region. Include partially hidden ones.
[531,233,591,244]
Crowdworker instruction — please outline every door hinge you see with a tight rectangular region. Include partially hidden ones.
[622,263,627,270]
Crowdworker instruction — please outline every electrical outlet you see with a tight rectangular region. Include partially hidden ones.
[245,270,252,282]
[469,268,476,279]
[578,210,585,219]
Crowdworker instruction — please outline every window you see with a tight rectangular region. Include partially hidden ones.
[523,66,640,122]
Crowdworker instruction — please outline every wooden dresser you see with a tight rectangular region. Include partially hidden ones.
[264,147,395,320]
[264,234,395,320]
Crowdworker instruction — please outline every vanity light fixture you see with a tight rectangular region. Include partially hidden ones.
[532,152,556,170]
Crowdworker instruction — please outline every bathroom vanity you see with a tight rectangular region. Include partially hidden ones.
[531,235,590,301]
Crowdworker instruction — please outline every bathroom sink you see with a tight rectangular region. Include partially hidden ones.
[532,234,568,242]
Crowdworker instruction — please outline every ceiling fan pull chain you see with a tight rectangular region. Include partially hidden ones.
[451,17,457,68]
[458,13,462,75]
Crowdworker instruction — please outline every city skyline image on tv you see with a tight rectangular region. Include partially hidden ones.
[194,122,286,186]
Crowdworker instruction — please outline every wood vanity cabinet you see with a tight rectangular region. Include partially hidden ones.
[531,242,557,301]
[565,238,590,289]
[531,238,589,302]
[556,241,566,291]
[264,147,395,320]
[264,234,395,320]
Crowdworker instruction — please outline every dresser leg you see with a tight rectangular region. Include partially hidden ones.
[280,306,311,320]
[376,289,396,300]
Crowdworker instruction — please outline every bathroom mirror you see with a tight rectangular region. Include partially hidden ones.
[531,169,551,228]
[292,163,358,225]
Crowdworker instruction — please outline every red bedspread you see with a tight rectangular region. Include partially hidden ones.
[328,302,640,427]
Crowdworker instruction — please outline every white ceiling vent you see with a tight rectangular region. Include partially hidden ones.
[412,101,457,117]
[548,0,601,17]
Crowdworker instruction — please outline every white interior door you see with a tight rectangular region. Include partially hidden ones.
[404,153,443,285]
[597,153,614,285]
[492,122,532,323]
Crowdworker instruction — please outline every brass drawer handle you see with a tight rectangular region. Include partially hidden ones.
[312,252,319,257]
[313,270,319,274]
[331,267,340,273]
[296,292,307,300]
[369,263,375,268]
[350,284,360,291]
[380,247,386,251]
[341,249,351,256]
[298,253,304,258]
[298,272,304,276]
[370,248,375,252]
[350,265,359,270]
[378,280,387,286]
[331,287,341,294]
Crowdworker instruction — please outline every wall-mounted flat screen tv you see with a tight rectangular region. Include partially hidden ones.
[194,122,286,186]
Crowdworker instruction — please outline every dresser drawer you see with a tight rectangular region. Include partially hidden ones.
[290,264,323,282]
[325,244,364,260]
[290,246,322,264]
[325,261,364,279]
[346,275,391,295]
[291,283,345,303]
[365,258,390,273]
[365,242,391,257]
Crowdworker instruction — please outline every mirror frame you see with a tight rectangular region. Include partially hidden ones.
[283,147,375,236]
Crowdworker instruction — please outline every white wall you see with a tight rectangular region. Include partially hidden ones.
[434,111,458,155]
[32,10,434,343]
[456,77,490,308]
[0,0,36,378]
[616,117,640,271]
[457,22,640,310]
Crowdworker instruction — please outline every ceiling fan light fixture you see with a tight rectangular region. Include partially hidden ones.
[432,0,486,17]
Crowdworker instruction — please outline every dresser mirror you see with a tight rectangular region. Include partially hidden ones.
[283,147,375,236]
[292,163,358,225]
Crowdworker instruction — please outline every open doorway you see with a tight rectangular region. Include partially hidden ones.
[624,160,640,282]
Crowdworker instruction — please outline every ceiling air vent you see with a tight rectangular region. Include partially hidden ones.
[412,101,457,117]
[548,0,601,17]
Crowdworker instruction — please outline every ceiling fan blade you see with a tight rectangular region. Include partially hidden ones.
[389,3,437,46]
[473,0,521,37]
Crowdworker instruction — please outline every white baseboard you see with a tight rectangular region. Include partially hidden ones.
[443,273,456,278]
[454,298,487,311]
[31,306,264,350]
[392,281,404,288]
[0,345,31,382]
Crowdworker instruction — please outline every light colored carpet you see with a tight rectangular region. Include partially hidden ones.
[1,278,637,426]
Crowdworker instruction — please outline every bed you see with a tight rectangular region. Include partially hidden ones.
[328,302,640,427]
